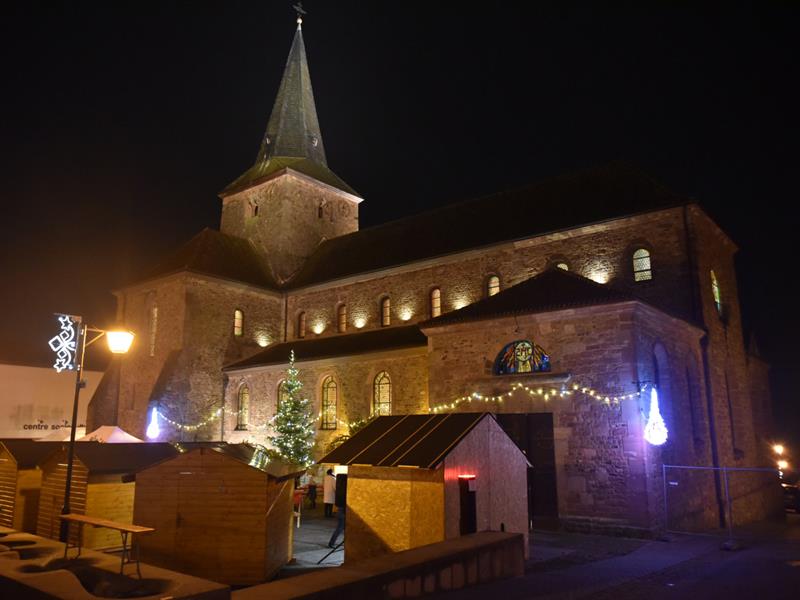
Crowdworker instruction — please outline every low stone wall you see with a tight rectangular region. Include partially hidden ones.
[234,531,525,600]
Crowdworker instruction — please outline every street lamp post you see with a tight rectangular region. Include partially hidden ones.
[48,314,134,542]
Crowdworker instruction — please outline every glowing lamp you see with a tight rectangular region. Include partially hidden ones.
[773,444,785,456]
[354,317,366,329]
[643,387,668,446]
[146,407,160,439]
[457,474,477,480]
[106,330,134,354]
[778,460,789,471]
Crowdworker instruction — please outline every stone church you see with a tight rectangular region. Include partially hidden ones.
[88,19,777,534]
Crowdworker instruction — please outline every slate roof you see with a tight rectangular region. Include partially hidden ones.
[0,440,60,469]
[318,413,494,469]
[286,162,686,288]
[140,228,277,289]
[420,268,636,328]
[220,24,357,198]
[225,325,427,371]
[65,442,179,475]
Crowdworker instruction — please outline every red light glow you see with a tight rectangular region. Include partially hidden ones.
[458,474,477,480]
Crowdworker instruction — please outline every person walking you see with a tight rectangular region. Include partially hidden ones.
[323,468,336,517]
[306,476,318,509]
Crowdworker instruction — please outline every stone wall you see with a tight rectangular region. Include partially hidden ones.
[286,207,693,340]
[221,172,359,283]
[223,347,429,453]
[423,301,708,532]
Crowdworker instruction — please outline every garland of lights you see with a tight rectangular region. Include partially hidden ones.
[429,381,643,413]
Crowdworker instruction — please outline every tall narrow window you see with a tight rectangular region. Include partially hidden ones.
[487,275,500,297]
[297,312,306,338]
[277,380,289,413]
[237,385,250,430]
[148,306,158,357]
[373,371,392,416]
[430,288,441,318]
[381,297,391,327]
[337,304,347,333]
[710,270,723,316]
[321,376,337,430]
[633,248,652,281]
[233,309,244,337]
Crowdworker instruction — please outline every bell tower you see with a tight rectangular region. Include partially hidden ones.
[219,11,361,283]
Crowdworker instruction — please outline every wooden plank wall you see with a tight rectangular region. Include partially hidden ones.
[84,480,136,549]
[135,448,272,586]
[36,453,88,545]
[0,447,17,529]
[264,478,293,580]
[14,469,43,532]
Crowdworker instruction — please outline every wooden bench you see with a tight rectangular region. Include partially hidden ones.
[59,514,154,578]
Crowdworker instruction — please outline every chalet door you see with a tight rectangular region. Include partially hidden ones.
[458,477,477,535]
[495,413,559,529]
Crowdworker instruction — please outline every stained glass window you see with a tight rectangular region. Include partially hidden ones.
[430,288,441,318]
[373,371,392,416]
[711,270,723,316]
[297,312,306,338]
[494,340,551,374]
[487,275,500,297]
[233,309,244,337]
[381,297,391,327]
[237,385,250,430]
[321,377,337,430]
[633,248,652,281]
[337,304,347,333]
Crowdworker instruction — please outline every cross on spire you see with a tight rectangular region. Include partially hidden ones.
[293,2,306,27]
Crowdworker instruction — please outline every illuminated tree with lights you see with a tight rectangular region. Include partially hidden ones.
[270,351,315,467]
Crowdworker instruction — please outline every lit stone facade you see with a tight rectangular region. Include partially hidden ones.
[87,22,778,534]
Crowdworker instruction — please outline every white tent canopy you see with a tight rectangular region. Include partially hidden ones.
[77,426,143,443]
[35,427,86,442]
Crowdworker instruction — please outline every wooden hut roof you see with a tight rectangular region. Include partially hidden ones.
[62,443,179,475]
[0,440,60,469]
[319,413,499,469]
[206,444,305,481]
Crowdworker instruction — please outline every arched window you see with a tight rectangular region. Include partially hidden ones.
[148,305,158,357]
[710,270,723,316]
[632,248,652,281]
[487,275,500,297]
[321,377,337,430]
[237,385,250,430]
[277,380,290,413]
[337,304,347,333]
[373,371,392,416]
[430,288,441,318]
[297,312,306,338]
[381,297,391,327]
[556,262,569,271]
[233,309,244,337]
[494,340,550,374]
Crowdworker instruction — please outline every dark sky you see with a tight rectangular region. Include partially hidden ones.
[1,2,797,446]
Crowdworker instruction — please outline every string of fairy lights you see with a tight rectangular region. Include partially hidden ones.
[149,380,643,435]
[428,381,644,413]
[149,405,355,434]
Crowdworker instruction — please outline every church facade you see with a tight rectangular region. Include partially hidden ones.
[88,20,777,534]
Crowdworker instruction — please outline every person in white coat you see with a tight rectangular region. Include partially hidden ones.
[323,468,337,517]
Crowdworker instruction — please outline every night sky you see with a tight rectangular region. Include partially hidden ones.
[1,3,797,446]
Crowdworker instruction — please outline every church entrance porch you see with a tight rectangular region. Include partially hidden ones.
[496,413,559,530]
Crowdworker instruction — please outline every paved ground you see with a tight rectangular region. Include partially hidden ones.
[434,513,800,599]
[279,501,343,577]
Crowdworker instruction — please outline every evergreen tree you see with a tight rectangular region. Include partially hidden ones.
[270,351,315,466]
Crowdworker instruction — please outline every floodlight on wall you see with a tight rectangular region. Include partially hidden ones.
[643,387,668,446]
[146,407,160,440]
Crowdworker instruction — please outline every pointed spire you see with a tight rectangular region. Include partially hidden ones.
[256,12,326,166]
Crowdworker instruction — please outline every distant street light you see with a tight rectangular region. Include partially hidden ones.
[48,314,134,542]
[777,460,789,471]
[772,444,785,456]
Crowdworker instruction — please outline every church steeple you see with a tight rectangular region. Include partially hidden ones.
[221,12,358,198]
[256,16,327,166]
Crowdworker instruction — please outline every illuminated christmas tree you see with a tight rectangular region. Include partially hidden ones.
[270,351,315,466]
[643,387,668,446]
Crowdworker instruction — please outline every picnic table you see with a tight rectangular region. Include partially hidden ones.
[60,514,154,578]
